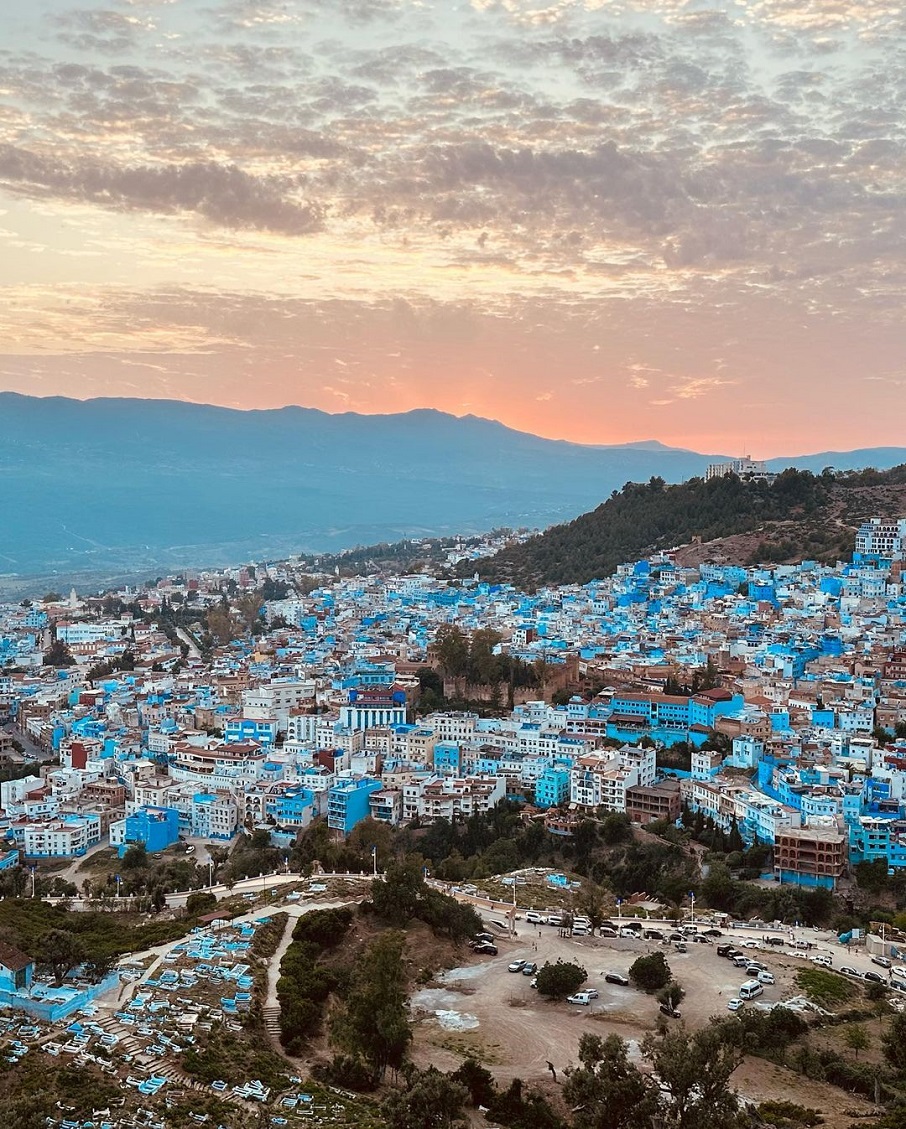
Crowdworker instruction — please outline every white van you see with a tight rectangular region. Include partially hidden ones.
[739,979,764,1000]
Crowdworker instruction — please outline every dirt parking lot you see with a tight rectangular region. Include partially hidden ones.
[409,925,879,1125]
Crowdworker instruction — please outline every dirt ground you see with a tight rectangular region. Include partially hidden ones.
[409,926,881,1125]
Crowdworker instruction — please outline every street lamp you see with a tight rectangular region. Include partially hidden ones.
[372,845,378,878]
[689,891,696,926]
[616,898,622,920]
[207,860,214,889]
[115,873,122,900]
[30,866,36,899]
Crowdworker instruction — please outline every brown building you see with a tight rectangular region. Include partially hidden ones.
[774,827,846,889]
[625,779,682,826]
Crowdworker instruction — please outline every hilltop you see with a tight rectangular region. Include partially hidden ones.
[467,466,906,588]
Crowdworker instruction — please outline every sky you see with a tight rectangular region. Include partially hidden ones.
[1,0,904,456]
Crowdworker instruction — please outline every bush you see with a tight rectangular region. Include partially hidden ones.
[629,952,671,992]
[757,1101,824,1128]
[794,969,854,1007]
[534,960,587,999]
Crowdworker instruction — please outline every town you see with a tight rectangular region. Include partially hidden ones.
[2,512,906,1128]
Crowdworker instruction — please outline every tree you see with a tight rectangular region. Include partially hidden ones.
[43,638,74,668]
[331,930,412,1081]
[371,858,427,925]
[844,1024,870,1059]
[577,885,607,934]
[563,1033,657,1129]
[434,624,469,679]
[882,1013,906,1072]
[642,1021,744,1129]
[657,982,686,1010]
[36,929,85,985]
[122,843,148,870]
[383,1068,466,1129]
[534,959,587,999]
[629,952,671,992]
[450,1059,496,1107]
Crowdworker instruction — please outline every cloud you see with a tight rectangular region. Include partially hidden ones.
[0,145,323,235]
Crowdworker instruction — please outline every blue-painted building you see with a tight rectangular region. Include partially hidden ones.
[535,767,570,809]
[116,806,180,857]
[327,777,382,835]
[224,717,277,747]
[433,742,461,775]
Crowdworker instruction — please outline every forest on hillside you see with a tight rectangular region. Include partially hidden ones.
[467,465,906,588]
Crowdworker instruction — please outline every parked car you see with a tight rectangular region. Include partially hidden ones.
[765,936,785,947]
[742,940,761,949]
[692,935,713,944]
[717,944,733,958]
[547,916,563,928]
[599,928,618,938]
[668,932,684,942]
[473,943,498,955]
[864,971,886,984]
[522,962,537,976]
[758,971,775,985]
[567,992,596,1006]
[572,926,589,936]
[839,965,859,976]
[732,955,749,967]
[674,943,687,953]
[659,1003,681,1018]
[810,954,832,967]
[726,997,745,1012]
[604,973,629,986]
[619,927,641,938]
[508,960,526,973]
[872,956,892,969]
[474,933,495,944]
[643,929,664,941]
[703,928,723,937]
[525,911,544,924]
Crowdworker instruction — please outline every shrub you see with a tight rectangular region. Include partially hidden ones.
[534,960,587,999]
[629,952,671,992]
[794,969,853,1007]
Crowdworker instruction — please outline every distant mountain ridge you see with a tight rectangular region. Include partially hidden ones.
[1,392,905,582]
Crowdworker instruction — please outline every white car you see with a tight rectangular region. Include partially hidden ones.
[810,954,832,967]
[619,927,641,938]
[758,971,775,985]
[742,940,761,949]
[525,911,544,924]
[508,960,526,973]
[567,991,596,1006]
[727,997,745,1012]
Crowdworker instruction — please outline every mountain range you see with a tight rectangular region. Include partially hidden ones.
[1,392,905,585]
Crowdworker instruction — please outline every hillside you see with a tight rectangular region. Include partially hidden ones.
[2,393,906,587]
[469,466,906,588]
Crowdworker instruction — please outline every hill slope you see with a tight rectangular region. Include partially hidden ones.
[469,467,906,588]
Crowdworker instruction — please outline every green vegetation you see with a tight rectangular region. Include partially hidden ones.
[629,952,672,992]
[794,968,854,1007]
[330,930,412,1083]
[534,960,587,999]
[277,907,354,1053]
[182,1022,289,1089]
[468,465,906,587]
[0,898,188,965]
[0,1057,124,1129]
[369,858,482,942]
[757,1102,824,1128]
